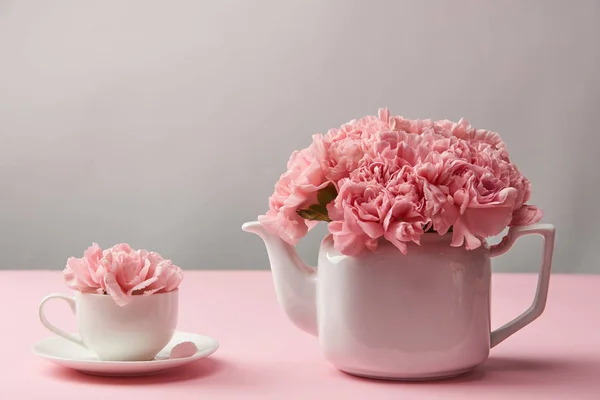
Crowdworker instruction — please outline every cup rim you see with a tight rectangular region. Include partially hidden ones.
[75,288,179,298]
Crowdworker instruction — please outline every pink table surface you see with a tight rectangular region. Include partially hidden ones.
[0,271,598,399]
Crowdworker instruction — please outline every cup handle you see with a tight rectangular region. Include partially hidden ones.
[38,293,86,348]
[488,223,555,348]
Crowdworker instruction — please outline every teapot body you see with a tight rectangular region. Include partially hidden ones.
[316,233,491,380]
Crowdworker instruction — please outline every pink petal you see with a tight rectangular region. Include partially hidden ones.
[431,202,458,235]
[126,257,152,288]
[63,257,96,289]
[365,238,379,252]
[510,205,543,226]
[378,108,390,123]
[126,276,159,296]
[451,218,482,250]
[103,272,131,307]
[462,206,514,238]
[356,219,384,239]
[383,227,409,255]
[330,229,365,256]
[157,263,184,293]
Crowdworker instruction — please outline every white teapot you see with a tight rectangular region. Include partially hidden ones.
[243,220,555,380]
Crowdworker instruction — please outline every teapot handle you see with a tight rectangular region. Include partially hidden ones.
[488,223,555,348]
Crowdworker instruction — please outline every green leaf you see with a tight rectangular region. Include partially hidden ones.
[296,209,316,220]
[317,183,337,206]
[425,225,454,234]
[297,183,337,223]
[297,203,332,222]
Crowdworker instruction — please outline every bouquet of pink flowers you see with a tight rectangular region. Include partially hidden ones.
[258,108,542,256]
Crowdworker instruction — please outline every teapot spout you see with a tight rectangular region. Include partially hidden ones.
[242,221,317,337]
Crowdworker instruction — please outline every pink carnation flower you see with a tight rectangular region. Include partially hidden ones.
[336,131,429,254]
[312,112,393,183]
[63,243,183,306]
[258,147,328,245]
[382,166,428,254]
[327,178,388,256]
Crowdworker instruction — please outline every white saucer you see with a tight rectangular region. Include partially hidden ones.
[33,332,219,377]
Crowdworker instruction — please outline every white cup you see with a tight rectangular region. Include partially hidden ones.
[39,290,178,361]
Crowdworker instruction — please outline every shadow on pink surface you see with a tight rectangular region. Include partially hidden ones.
[337,356,600,386]
[39,355,600,389]
[40,357,233,385]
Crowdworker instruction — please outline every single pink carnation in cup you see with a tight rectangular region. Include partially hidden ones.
[63,243,183,306]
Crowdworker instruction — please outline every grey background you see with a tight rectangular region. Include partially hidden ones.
[0,1,598,273]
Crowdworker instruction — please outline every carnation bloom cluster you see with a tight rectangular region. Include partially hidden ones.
[63,243,183,306]
[258,108,542,256]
